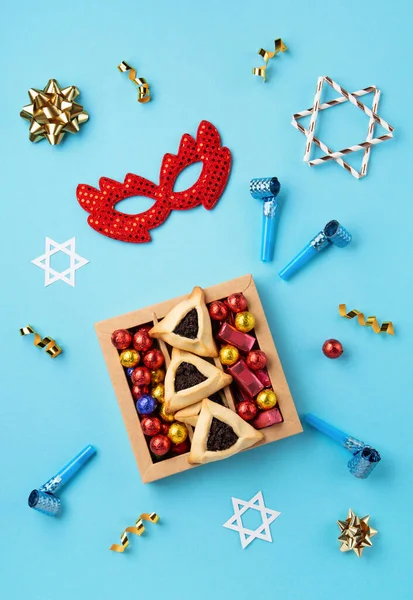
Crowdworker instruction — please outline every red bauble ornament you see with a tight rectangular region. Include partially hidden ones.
[322,339,343,359]
[150,434,171,456]
[160,423,170,435]
[226,293,248,313]
[209,300,229,322]
[141,416,162,437]
[171,440,190,455]
[111,329,132,350]
[133,329,154,352]
[237,400,258,421]
[132,384,149,399]
[143,349,165,370]
[246,350,267,371]
[131,366,151,386]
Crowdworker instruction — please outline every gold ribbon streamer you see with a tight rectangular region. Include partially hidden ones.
[117,61,151,103]
[338,304,394,335]
[19,325,62,357]
[252,38,288,82]
[110,512,159,552]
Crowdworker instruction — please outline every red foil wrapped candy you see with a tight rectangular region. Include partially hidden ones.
[246,350,267,371]
[255,369,272,388]
[133,329,154,352]
[226,293,248,313]
[111,329,132,350]
[131,366,151,386]
[322,339,343,359]
[252,407,283,429]
[171,440,190,455]
[237,400,258,421]
[132,385,149,399]
[209,301,229,322]
[143,349,165,370]
[218,322,255,353]
[141,416,162,437]
[150,434,171,456]
[228,360,264,398]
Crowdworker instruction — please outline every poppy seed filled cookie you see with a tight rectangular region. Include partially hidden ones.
[189,399,263,465]
[207,418,238,451]
[164,348,233,413]
[173,308,199,339]
[174,362,207,392]
[149,287,218,357]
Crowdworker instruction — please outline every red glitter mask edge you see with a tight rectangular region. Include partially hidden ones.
[76,120,232,243]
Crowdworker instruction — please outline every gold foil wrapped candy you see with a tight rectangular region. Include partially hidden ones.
[151,383,165,403]
[119,349,140,368]
[167,422,188,444]
[219,345,240,366]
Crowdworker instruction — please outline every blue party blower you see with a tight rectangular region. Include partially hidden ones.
[279,220,351,280]
[304,414,381,479]
[28,444,96,516]
[250,177,281,262]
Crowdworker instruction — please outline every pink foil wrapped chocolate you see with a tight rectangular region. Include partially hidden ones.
[228,360,264,398]
[256,368,271,388]
[231,383,252,404]
[252,407,283,429]
[218,322,255,353]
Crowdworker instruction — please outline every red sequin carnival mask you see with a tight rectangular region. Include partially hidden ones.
[76,121,231,243]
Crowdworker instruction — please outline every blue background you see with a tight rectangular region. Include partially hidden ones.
[1,0,411,598]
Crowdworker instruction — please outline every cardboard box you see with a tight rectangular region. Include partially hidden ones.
[95,274,302,482]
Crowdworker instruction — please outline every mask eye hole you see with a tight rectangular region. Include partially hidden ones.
[115,195,156,215]
[173,161,203,193]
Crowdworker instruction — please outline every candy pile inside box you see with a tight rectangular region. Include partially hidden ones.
[96,275,301,482]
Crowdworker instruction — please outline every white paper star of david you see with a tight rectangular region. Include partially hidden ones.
[31,237,89,287]
[223,491,280,549]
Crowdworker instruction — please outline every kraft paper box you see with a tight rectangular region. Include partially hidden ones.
[95,274,302,482]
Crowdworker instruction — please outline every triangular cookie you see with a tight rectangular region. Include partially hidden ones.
[189,400,263,464]
[164,349,232,413]
[149,287,218,357]
[174,401,203,427]
[175,392,225,427]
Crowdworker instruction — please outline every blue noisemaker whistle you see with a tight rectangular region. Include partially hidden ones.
[279,219,351,280]
[250,177,281,262]
[304,414,381,479]
[28,444,96,516]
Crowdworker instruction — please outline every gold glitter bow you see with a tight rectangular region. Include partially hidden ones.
[252,38,288,82]
[337,509,378,557]
[117,61,151,103]
[339,304,394,335]
[110,512,159,552]
[19,325,62,358]
[20,79,89,145]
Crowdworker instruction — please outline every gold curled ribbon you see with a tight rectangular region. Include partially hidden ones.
[339,304,394,335]
[252,38,288,82]
[19,325,62,357]
[110,512,159,553]
[117,61,151,103]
